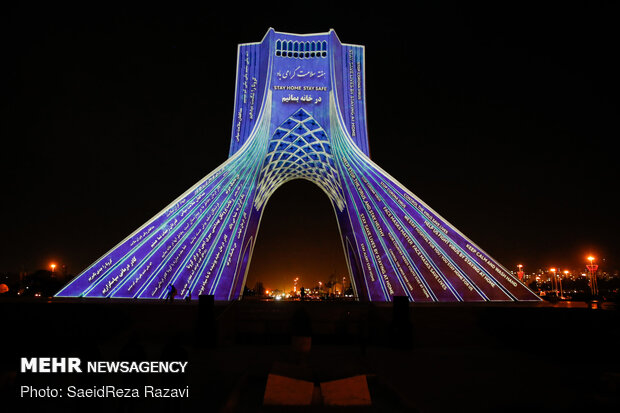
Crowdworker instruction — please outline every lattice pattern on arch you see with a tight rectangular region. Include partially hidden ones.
[254,108,345,211]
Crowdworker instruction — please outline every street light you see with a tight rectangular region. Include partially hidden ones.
[586,256,598,296]
[558,270,566,299]
[517,264,524,281]
[50,263,56,274]
[550,268,557,297]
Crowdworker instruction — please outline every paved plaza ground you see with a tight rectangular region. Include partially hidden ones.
[2,298,618,412]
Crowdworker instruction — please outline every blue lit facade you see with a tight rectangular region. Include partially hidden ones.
[56,29,539,302]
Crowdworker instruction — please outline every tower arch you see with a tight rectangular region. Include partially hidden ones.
[56,29,540,302]
[244,178,350,298]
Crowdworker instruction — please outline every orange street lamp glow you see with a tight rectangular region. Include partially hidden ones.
[586,255,598,296]
[549,268,558,296]
[50,263,56,272]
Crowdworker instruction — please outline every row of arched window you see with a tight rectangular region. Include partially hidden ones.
[275,39,327,58]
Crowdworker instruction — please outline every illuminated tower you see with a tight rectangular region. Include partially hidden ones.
[56,29,540,302]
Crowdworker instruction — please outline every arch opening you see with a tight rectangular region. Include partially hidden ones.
[242,179,353,300]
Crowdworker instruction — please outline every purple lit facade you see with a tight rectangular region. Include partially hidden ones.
[56,29,539,302]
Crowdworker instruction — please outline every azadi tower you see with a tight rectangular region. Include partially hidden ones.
[57,29,539,302]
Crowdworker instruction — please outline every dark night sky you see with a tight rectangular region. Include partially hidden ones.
[1,3,618,290]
